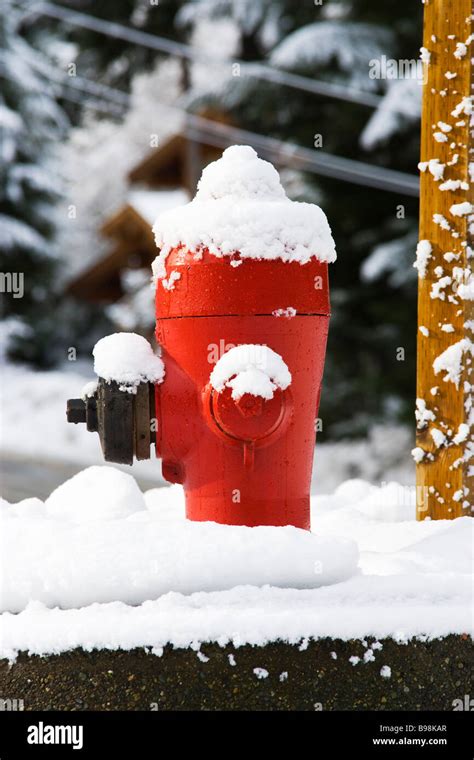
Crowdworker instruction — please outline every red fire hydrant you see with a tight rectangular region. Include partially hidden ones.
[67,146,336,530]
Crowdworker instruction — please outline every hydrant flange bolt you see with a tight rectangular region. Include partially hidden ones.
[66,398,86,424]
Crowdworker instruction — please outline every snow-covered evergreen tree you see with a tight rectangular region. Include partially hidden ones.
[177,0,315,58]
[0,0,68,365]
[33,0,186,93]
[58,58,184,280]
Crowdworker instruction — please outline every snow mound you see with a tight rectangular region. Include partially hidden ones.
[1,472,358,613]
[210,344,291,400]
[45,466,146,523]
[1,473,472,657]
[152,145,336,279]
[93,332,165,393]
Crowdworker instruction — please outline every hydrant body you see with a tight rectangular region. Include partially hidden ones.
[155,249,330,529]
[67,145,335,531]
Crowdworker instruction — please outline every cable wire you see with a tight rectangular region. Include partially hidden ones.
[30,1,384,108]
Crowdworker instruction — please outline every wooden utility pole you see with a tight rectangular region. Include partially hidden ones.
[416,0,473,519]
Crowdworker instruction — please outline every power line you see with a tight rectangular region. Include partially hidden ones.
[56,87,123,116]
[27,89,118,117]
[29,1,384,109]
[16,62,419,195]
[184,115,419,197]
[54,70,129,109]
[0,66,125,118]
[1,31,419,196]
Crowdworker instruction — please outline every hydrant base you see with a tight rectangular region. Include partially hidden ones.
[185,493,311,530]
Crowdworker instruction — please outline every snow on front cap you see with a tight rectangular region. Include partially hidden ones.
[152,145,336,280]
[210,344,291,401]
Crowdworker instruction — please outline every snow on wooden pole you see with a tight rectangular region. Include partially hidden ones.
[415,0,474,520]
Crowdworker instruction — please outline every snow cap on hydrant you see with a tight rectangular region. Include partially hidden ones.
[152,144,336,281]
[67,145,336,530]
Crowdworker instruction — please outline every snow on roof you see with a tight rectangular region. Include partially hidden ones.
[152,145,336,279]
[128,188,190,225]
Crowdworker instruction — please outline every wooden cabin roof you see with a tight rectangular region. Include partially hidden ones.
[128,134,223,193]
[67,117,230,305]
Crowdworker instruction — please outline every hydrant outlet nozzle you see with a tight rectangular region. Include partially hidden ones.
[66,379,154,465]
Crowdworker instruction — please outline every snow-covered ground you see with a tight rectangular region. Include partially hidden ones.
[0,362,415,499]
[4,361,459,663]
[0,466,471,660]
[1,467,358,613]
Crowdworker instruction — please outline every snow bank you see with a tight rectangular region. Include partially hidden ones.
[0,467,358,614]
[0,470,471,658]
[1,571,469,662]
[210,344,291,401]
[152,145,336,279]
[93,332,165,393]
[46,466,145,522]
